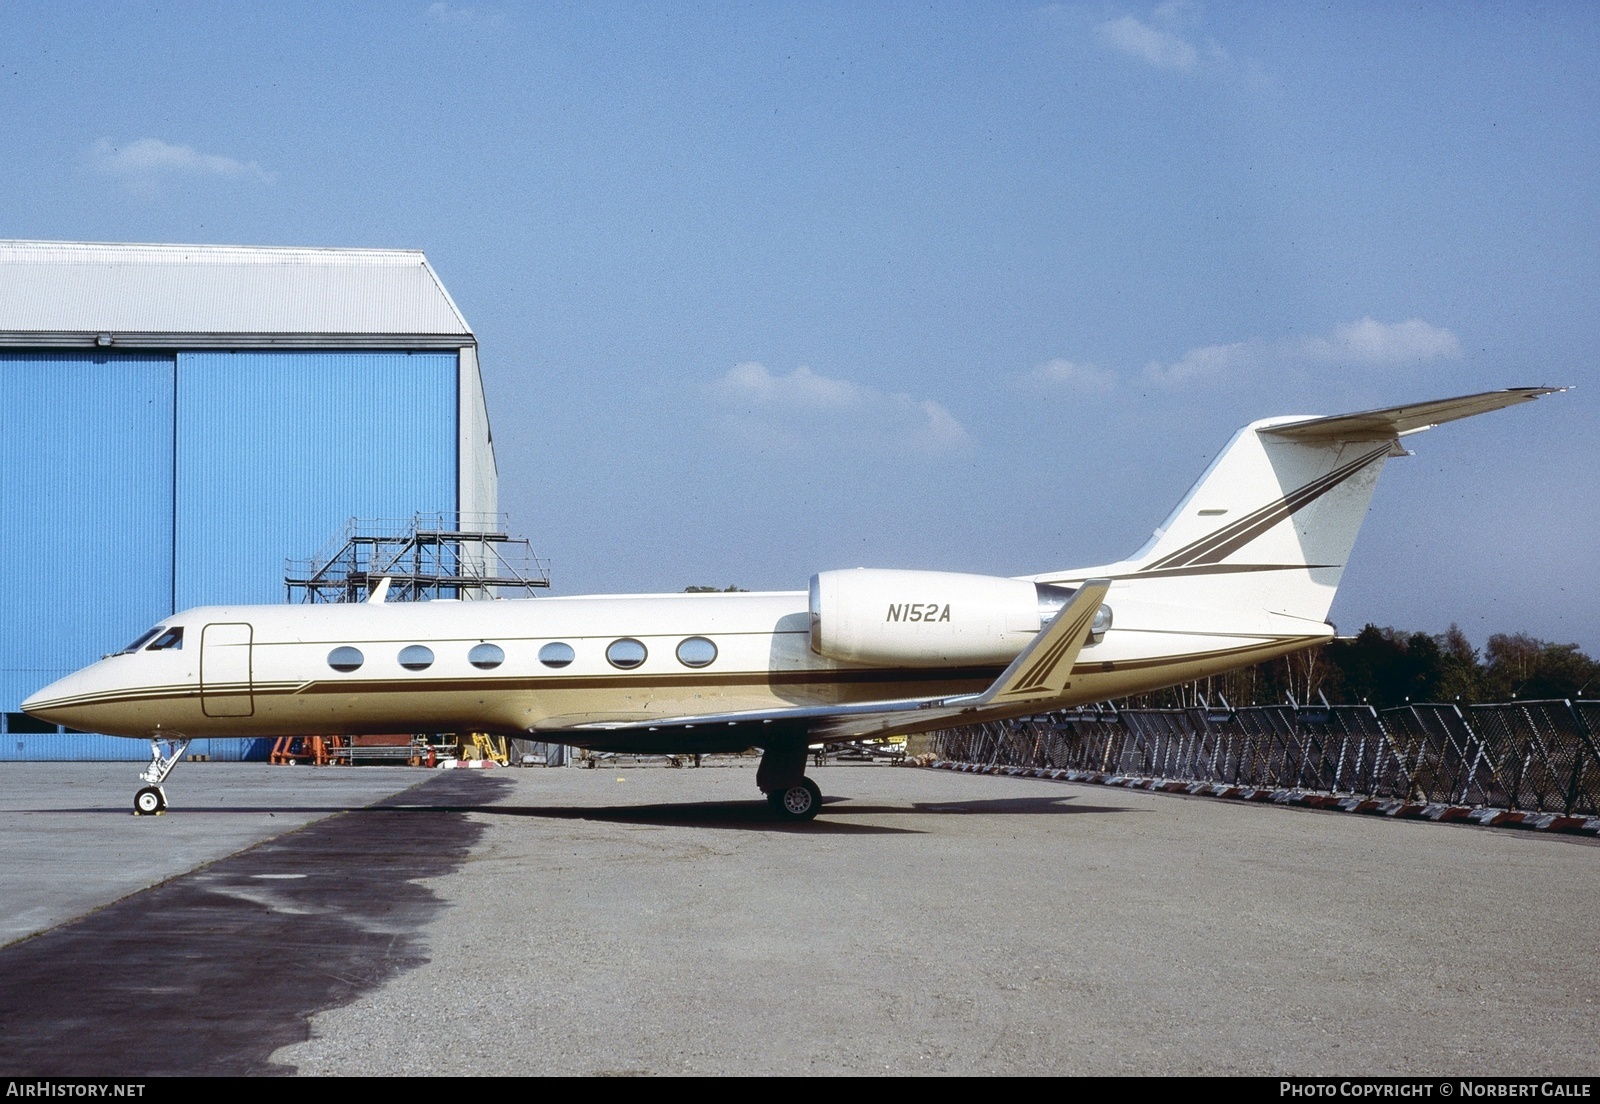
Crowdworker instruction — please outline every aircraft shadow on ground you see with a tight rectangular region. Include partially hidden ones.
[9,805,435,816]
[9,785,1133,829]
[871,795,1135,817]
[394,800,917,834]
[388,791,1135,834]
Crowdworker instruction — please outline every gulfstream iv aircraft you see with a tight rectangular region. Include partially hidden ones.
[24,388,1560,820]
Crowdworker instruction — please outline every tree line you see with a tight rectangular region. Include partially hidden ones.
[1121,625,1599,710]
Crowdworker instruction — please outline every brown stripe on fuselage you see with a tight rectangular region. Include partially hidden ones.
[1070,634,1327,673]
[37,637,1327,716]
[291,664,1010,697]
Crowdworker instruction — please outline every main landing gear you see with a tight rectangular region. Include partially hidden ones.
[756,738,823,822]
[766,778,823,821]
[133,736,190,816]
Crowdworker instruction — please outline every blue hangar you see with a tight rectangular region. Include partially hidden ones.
[0,240,498,759]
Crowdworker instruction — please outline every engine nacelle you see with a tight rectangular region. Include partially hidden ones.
[809,568,1088,667]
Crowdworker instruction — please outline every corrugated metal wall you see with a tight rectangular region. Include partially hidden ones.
[174,350,459,607]
[3,348,466,762]
[0,352,176,713]
[0,729,272,762]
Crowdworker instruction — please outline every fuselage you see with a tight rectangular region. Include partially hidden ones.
[22,587,1329,749]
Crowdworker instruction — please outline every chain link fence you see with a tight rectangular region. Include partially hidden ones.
[927,700,1600,816]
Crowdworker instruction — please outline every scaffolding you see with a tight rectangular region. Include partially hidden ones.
[285,512,551,603]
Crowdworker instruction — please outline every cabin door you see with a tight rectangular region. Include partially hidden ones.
[200,622,255,718]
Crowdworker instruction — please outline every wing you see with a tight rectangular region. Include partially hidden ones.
[564,579,1112,746]
[967,578,1111,705]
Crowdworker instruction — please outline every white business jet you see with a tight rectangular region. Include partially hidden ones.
[23,388,1560,820]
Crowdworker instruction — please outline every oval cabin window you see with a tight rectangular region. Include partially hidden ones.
[606,638,648,670]
[327,646,364,672]
[398,645,434,671]
[468,642,505,670]
[538,642,575,669]
[675,637,717,668]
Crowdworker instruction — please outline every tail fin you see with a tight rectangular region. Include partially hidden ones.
[1035,388,1561,625]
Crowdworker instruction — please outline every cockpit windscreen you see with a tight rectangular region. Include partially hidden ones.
[119,627,164,654]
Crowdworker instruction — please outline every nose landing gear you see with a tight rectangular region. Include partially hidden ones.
[133,737,190,816]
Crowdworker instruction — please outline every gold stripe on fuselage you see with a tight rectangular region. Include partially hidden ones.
[29,634,1326,741]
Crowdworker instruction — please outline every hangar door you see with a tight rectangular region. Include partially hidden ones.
[0,351,175,717]
[173,350,459,609]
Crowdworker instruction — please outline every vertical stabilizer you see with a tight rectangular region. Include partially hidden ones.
[1119,422,1397,623]
[1033,388,1561,625]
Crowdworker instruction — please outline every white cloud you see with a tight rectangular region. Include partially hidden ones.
[427,3,503,25]
[1030,358,1117,392]
[1145,318,1464,385]
[913,399,969,446]
[1146,337,1263,383]
[1095,3,1229,73]
[720,362,860,410]
[1301,317,1463,365]
[715,362,968,453]
[89,138,275,195]
[1097,14,1199,71]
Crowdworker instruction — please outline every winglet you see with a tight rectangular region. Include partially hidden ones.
[367,577,392,604]
[972,579,1111,705]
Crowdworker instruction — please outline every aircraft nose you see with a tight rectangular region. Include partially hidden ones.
[21,667,110,731]
[22,677,77,725]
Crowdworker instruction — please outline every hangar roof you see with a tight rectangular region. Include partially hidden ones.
[0,240,473,349]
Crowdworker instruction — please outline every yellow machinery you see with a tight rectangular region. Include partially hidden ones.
[458,732,510,765]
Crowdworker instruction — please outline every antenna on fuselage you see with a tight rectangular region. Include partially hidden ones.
[367,577,392,604]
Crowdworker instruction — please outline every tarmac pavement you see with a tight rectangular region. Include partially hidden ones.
[1,759,1597,1076]
[0,762,430,948]
[279,761,1600,1076]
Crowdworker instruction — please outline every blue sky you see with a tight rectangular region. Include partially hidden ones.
[3,2,1597,654]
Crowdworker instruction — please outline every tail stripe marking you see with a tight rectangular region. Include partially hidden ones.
[1142,442,1390,571]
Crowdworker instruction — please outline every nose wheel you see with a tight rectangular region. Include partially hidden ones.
[766,777,822,822]
[133,736,189,816]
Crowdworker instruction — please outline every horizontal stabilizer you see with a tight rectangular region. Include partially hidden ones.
[1260,387,1564,442]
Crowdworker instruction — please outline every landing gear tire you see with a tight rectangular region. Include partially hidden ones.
[133,786,167,816]
[770,777,822,822]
